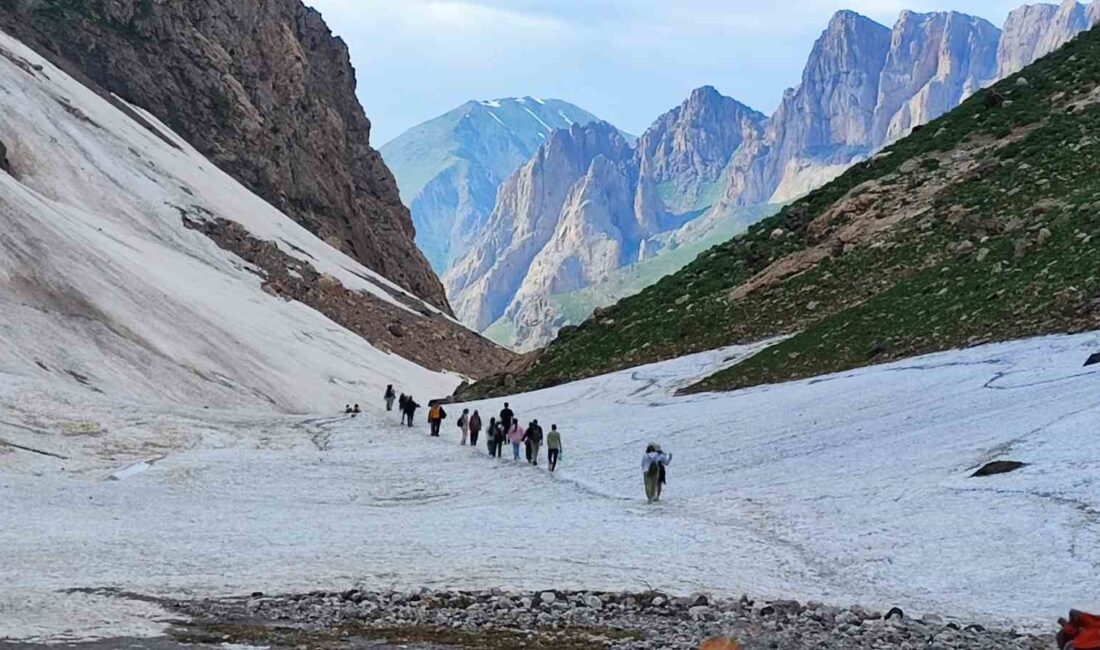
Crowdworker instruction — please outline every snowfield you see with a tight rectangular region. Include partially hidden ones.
[3,333,1100,641]
[1,23,1099,646]
[0,29,459,414]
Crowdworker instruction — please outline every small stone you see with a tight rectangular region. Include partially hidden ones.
[1015,77,1030,87]
[770,228,786,240]
[539,591,557,605]
[1037,228,1052,244]
[583,594,603,610]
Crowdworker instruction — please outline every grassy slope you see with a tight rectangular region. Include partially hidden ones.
[493,28,1100,395]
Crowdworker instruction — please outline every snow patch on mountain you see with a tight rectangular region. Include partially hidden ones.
[0,28,459,412]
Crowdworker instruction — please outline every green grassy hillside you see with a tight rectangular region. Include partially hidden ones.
[483,26,1100,396]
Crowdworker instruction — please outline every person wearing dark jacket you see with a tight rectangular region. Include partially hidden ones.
[402,396,419,428]
[427,403,447,437]
[499,402,514,433]
[398,394,409,424]
[468,410,482,448]
[485,417,499,456]
[523,420,544,466]
[384,385,396,412]
[642,443,672,503]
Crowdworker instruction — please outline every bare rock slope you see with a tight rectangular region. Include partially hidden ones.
[0,0,450,312]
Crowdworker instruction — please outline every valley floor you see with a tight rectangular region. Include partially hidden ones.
[2,334,1099,643]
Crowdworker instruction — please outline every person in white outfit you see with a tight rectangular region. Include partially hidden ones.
[458,408,471,446]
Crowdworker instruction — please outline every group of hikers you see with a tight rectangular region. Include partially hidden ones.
[363,385,670,500]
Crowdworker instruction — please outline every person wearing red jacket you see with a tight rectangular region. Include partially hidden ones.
[1059,610,1100,650]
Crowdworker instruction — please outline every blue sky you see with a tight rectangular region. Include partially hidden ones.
[307,0,1026,145]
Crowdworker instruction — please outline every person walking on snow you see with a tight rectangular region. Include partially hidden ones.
[402,396,419,428]
[499,402,514,433]
[427,403,447,437]
[506,417,524,461]
[469,410,482,448]
[486,417,499,456]
[642,443,672,503]
[457,408,470,445]
[546,424,563,472]
[384,385,396,412]
[524,419,544,466]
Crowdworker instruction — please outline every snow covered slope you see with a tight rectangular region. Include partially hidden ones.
[2,332,1098,641]
[0,29,461,412]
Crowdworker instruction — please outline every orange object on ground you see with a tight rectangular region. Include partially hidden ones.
[700,637,740,650]
[1059,610,1100,649]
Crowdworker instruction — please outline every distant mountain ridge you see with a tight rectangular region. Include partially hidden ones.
[444,2,1100,352]
[445,90,767,349]
[381,97,612,273]
[472,2,1100,397]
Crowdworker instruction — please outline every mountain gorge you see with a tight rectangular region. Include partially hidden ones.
[445,1,1100,351]
[0,0,450,311]
[381,97,609,274]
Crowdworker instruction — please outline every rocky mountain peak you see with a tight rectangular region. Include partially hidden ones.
[872,10,1001,146]
[636,86,766,215]
[762,11,891,203]
[998,1,1100,77]
[542,121,633,171]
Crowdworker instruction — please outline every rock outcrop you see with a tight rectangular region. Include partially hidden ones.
[872,11,1001,146]
[998,0,1100,78]
[0,0,450,312]
[762,10,892,204]
[635,86,766,215]
[445,122,631,333]
[381,97,608,274]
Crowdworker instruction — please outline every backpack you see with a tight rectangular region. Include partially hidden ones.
[429,405,442,420]
[457,414,467,428]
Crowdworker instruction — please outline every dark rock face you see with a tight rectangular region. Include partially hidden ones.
[971,460,1027,477]
[0,137,9,173]
[181,215,514,379]
[1085,352,1100,367]
[0,0,450,312]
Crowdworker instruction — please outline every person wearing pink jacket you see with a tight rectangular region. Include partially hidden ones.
[506,418,524,461]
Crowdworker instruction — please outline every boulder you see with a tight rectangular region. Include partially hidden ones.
[972,460,1027,477]
[0,138,9,173]
[1085,353,1100,367]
